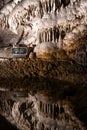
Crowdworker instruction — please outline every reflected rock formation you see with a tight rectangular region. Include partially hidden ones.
[0,91,85,130]
[0,79,87,130]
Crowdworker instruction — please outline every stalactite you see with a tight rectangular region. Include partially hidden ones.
[51,0,53,11]
[52,0,56,12]
[55,0,61,12]
[48,29,50,42]
[46,1,49,13]
[44,1,47,13]
[39,32,41,43]
[50,28,52,42]
[38,1,43,18]
[52,28,55,43]
[56,28,59,43]
[44,30,47,42]
[54,26,56,43]
[62,0,70,7]
[48,0,51,12]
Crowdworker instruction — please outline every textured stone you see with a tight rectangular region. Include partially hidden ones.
[0,0,86,54]
[34,42,56,59]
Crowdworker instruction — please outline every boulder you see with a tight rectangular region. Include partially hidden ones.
[34,42,56,59]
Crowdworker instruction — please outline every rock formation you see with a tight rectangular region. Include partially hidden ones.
[0,0,87,59]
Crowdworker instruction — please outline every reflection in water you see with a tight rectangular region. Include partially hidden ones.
[0,78,87,130]
[0,115,18,130]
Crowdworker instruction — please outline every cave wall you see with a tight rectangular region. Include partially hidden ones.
[0,0,87,54]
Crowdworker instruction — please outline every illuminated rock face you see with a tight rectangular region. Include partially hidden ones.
[0,0,87,57]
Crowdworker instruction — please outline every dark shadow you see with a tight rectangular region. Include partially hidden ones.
[0,115,19,130]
